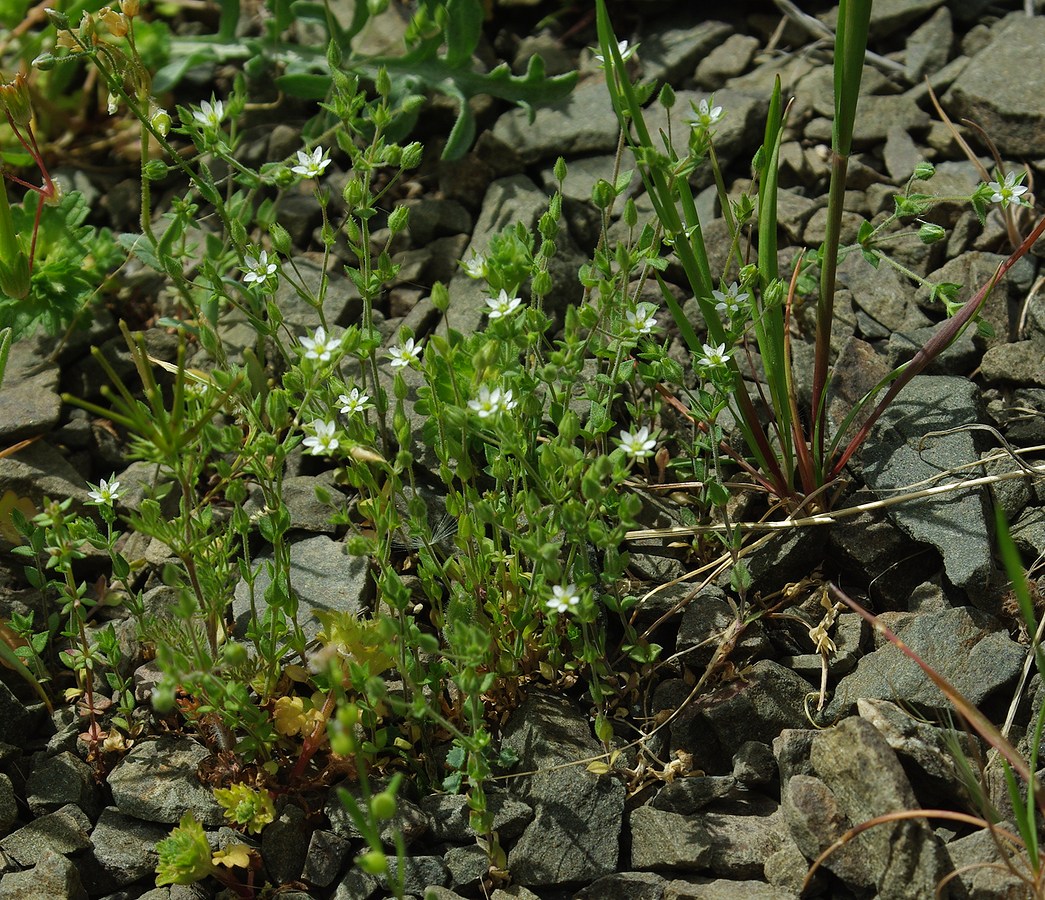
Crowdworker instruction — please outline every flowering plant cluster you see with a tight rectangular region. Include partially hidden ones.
[4,2,1043,898]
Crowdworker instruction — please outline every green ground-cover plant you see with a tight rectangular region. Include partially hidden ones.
[595,0,1045,512]
[0,6,673,891]
[3,1,1042,895]
[10,480,143,742]
[0,69,122,334]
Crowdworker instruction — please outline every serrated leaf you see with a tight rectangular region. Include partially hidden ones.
[349,44,576,160]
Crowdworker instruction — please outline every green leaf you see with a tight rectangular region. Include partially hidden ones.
[349,45,576,161]
[274,72,332,100]
[444,0,483,68]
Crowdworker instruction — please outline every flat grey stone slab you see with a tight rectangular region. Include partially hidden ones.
[827,605,1024,717]
[107,736,224,826]
[946,14,1045,156]
[860,375,993,599]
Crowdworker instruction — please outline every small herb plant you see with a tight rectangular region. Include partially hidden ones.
[595,0,1044,511]
[0,1,1041,896]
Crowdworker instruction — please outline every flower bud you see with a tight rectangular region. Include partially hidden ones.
[269,223,291,255]
[918,222,946,244]
[375,66,391,99]
[370,791,396,821]
[45,8,70,29]
[32,52,57,71]
[357,850,387,875]
[142,160,169,181]
[387,204,409,235]
[342,177,364,207]
[591,178,614,210]
[913,161,935,181]
[221,642,247,667]
[120,0,139,16]
[150,106,171,137]
[532,269,552,297]
[400,141,422,169]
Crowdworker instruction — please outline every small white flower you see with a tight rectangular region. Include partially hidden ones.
[624,303,658,337]
[300,326,338,362]
[689,96,723,131]
[468,385,517,418]
[547,584,582,615]
[712,282,749,316]
[242,250,278,287]
[987,171,1029,209]
[486,289,523,319]
[192,98,225,130]
[617,426,657,460]
[462,252,487,279]
[338,388,371,416]
[107,93,118,115]
[593,39,638,64]
[698,342,731,368]
[388,338,423,368]
[302,420,340,456]
[291,146,332,179]
[87,477,121,506]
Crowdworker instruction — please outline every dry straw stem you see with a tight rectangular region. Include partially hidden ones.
[625,450,1045,539]
[770,0,905,76]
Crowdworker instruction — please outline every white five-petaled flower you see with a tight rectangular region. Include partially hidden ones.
[468,385,517,419]
[462,252,487,279]
[388,338,423,368]
[486,289,523,319]
[338,388,371,416]
[291,146,332,180]
[712,281,749,316]
[617,426,657,461]
[302,420,340,456]
[593,39,638,64]
[242,250,278,287]
[300,326,338,362]
[87,477,121,506]
[547,584,582,615]
[192,98,225,130]
[987,172,1029,209]
[689,97,724,131]
[624,303,658,337]
[698,342,731,368]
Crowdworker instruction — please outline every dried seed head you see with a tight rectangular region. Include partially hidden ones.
[0,73,32,127]
[99,7,128,37]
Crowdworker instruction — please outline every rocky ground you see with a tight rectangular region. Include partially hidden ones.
[1,0,1045,898]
